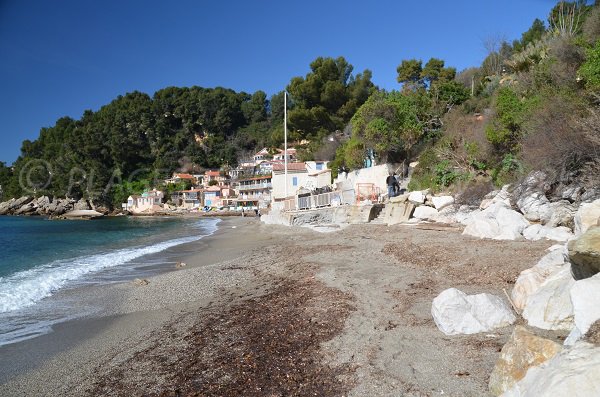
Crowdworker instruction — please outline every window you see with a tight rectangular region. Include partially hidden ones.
[292,177,298,186]
[316,162,323,170]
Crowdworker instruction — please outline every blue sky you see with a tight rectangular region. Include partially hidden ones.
[0,0,558,164]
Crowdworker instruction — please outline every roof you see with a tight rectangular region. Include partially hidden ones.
[205,170,220,176]
[206,186,221,192]
[276,147,296,154]
[238,175,272,182]
[254,148,269,156]
[174,173,194,179]
[272,162,306,172]
[176,189,203,193]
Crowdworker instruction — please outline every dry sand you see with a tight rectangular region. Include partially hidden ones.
[0,218,559,397]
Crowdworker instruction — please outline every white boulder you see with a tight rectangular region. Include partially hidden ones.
[431,195,455,210]
[463,201,530,240]
[522,224,574,242]
[567,273,600,345]
[511,248,567,310]
[501,342,600,397]
[431,288,516,335]
[412,205,439,220]
[574,199,600,236]
[522,266,575,331]
[408,190,427,204]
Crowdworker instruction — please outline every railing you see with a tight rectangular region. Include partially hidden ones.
[282,191,342,212]
[238,182,272,191]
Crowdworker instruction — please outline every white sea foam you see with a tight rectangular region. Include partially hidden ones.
[0,218,219,314]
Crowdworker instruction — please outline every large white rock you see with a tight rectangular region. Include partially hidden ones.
[568,273,600,345]
[517,192,551,222]
[511,249,568,311]
[574,199,600,236]
[431,288,516,335]
[412,205,439,220]
[523,224,574,242]
[431,195,455,210]
[522,266,575,331]
[501,342,600,397]
[408,190,426,204]
[463,201,530,240]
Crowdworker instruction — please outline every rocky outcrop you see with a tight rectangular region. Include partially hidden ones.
[501,342,600,397]
[412,205,438,220]
[408,190,427,204]
[568,226,600,280]
[0,196,111,218]
[431,288,516,335]
[431,195,454,210]
[489,326,562,396]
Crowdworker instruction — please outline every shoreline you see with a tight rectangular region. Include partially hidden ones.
[1,220,559,396]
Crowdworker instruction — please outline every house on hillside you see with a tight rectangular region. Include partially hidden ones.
[203,185,221,208]
[273,148,297,162]
[165,173,197,185]
[122,189,164,213]
[253,148,270,165]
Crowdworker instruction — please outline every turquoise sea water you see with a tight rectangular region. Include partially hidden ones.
[0,215,219,345]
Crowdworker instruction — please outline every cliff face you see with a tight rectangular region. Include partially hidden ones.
[0,196,112,217]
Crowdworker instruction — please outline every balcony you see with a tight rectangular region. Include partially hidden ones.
[238,182,272,191]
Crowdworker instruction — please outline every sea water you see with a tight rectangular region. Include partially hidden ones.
[0,216,219,345]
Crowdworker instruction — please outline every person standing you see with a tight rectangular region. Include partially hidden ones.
[386,172,396,199]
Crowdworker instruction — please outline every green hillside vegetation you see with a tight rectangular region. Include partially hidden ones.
[1,0,599,208]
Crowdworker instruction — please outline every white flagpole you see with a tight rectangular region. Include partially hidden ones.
[284,91,288,198]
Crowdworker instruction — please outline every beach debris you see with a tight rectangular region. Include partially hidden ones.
[431,288,516,335]
[175,261,187,268]
[132,278,150,286]
[488,326,562,396]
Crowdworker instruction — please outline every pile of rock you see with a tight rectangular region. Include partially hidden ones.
[0,196,111,218]
[431,222,600,396]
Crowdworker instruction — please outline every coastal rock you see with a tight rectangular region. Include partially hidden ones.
[511,248,567,311]
[517,192,551,223]
[545,201,575,228]
[489,326,562,396]
[0,198,15,215]
[456,205,479,225]
[431,288,516,335]
[412,205,438,220]
[73,198,91,211]
[522,224,573,242]
[133,278,150,286]
[463,202,529,240]
[176,261,187,268]
[14,201,37,215]
[574,199,600,236]
[522,266,575,331]
[568,226,600,280]
[7,196,33,213]
[34,196,52,214]
[501,342,600,397]
[567,273,600,346]
[408,190,427,204]
[481,185,512,210]
[431,195,454,210]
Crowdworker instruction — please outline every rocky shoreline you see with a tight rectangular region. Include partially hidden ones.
[0,196,112,219]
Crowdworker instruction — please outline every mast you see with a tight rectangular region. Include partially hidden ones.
[284,91,288,198]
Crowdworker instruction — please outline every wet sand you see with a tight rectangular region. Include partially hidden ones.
[0,218,557,397]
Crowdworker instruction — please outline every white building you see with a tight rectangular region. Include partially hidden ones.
[123,189,164,213]
[271,161,330,201]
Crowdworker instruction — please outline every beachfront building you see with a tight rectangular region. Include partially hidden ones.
[235,175,272,210]
[271,162,331,201]
[122,189,164,213]
[203,185,221,208]
[170,188,203,209]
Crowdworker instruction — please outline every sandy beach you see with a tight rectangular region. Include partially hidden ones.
[0,217,560,397]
